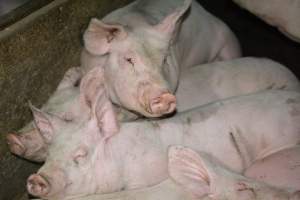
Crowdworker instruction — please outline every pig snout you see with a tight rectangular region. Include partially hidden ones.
[27,170,67,198]
[149,92,176,115]
[27,174,51,197]
[138,83,176,116]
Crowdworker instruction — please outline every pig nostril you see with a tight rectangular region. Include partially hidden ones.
[27,174,50,196]
[149,93,176,115]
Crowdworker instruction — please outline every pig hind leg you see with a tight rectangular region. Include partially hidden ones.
[244,145,300,191]
[215,33,242,61]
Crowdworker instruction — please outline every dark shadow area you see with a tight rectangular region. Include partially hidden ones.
[198,0,300,79]
[0,0,54,30]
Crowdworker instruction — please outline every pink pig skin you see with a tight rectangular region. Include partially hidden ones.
[26,88,300,199]
[168,145,300,200]
[30,145,300,200]
[7,57,300,163]
[81,0,241,117]
[245,145,300,191]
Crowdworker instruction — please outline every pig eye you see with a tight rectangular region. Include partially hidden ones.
[73,148,88,165]
[124,57,134,66]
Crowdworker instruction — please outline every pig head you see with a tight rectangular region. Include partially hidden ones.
[81,0,196,117]
[26,68,122,199]
[168,145,300,200]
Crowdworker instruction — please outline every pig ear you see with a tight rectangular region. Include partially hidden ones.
[94,90,119,139]
[29,103,60,144]
[79,66,105,110]
[168,145,211,198]
[83,18,127,55]
[80,67,119,138]
[155,0,191,36]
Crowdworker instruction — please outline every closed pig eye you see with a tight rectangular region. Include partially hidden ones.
[73,148,88,165]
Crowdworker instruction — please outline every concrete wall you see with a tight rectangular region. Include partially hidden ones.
[0,0,132,199]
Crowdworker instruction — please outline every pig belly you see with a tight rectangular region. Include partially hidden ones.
[244,145,300,191]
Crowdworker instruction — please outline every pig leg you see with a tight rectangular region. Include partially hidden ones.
[245,145,300,191]
[215,33,242,61]
[6,67,82,162]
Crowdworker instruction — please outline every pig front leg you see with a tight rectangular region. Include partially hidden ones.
[6,67,82,162]
[245,145,300,191]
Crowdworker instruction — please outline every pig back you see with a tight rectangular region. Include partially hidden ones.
[158,90,300,172]
[176,57,300,112]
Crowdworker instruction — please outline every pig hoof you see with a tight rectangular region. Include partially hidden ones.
[6,133,26,156]
[27,174,50,197]
[150,93,176,115]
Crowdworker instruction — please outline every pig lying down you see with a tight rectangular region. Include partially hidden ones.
[176,57,300,111]
[168,146,300,200]
[7,57,300,162]
[25,88,300,199]
[232,0,300,43]
[81,0,241,117]
[31,146,300,200]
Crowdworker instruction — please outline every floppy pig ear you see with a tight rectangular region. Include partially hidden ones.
[94,91,119,139]
[155,0,192,36]
[80,67,119,138]
[29,103,59,144]
[83,18,127,55]
[79,67,105,110]
[168,145,211,198]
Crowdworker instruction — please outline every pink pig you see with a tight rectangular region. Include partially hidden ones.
[168,145,300,200]
[81,0,241,117]
[7,57,300,163]
[25,83,300,199]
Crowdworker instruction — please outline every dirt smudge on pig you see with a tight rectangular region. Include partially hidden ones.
[193,103,220,122]
[286,97,300,116]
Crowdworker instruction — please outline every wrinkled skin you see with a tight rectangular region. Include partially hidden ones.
[26,88,300,199]
[81,0,241,117]
[168,145,300,200]
[232,0,300,43]
[7,57,300,163]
